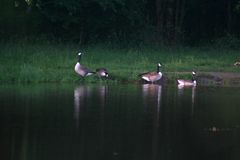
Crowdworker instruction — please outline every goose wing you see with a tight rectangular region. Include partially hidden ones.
[138,71,153,77]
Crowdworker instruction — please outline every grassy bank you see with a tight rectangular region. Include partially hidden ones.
[0,40,239,84]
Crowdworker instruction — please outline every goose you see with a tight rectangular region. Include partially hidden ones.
[96,68,109,78]
[177,71,197,86]
[140,63,162,83]
[74,52,95,77]
[234,59,240,66]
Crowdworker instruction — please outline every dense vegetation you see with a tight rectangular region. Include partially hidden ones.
[1,0,240,46]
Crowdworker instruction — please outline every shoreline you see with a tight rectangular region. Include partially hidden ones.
[1,72,240,87]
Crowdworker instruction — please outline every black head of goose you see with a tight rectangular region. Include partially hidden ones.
[74,52,95,77]
[96,68,109,78]
[177,71,197,86]
[140,63,163,83]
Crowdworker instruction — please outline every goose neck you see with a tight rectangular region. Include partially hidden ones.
[157,65,160,73]
[77,54,81,63]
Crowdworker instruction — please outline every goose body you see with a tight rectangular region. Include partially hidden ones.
[177,79,196,86]
[96,68,108,78]
[177,72,197,86]
[74,52,94,77]
[140,63,162,83]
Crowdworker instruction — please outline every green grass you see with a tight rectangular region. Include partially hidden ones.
[0,40,239,84]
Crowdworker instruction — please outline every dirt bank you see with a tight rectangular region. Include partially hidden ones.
[197,72,240,86]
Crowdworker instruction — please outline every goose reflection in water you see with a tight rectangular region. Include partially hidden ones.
[74,85,107,127]
[142,84,162,116]
[177,85,196,115]
[74,86,92,127]
[142,84,162,160]
[142,84,162,102]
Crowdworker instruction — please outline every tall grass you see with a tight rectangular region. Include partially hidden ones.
[0,39,239,84]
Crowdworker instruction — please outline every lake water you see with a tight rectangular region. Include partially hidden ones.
[0,84,240,160]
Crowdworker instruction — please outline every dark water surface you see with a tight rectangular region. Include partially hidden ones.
[0,84,240,160]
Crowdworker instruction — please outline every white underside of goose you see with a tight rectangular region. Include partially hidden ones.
[141,76,150,81]
[177,80,196,86]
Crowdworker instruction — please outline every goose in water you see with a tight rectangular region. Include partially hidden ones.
[177,71,197,86]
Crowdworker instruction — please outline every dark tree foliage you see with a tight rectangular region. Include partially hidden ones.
[185,0,240,43]
[1,0,240,45]
[9,0,147,44]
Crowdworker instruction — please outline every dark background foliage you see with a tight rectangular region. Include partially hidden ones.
[1,0,240,46]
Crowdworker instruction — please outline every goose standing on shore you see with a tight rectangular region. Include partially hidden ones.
[140,63,162,83]
[96,68,109,78]
[74,52,95,77]
[177,71,197,86]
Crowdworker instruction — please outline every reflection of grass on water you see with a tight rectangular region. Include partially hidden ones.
[0,40,239,83]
